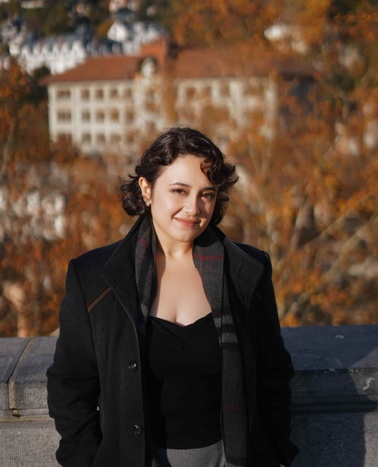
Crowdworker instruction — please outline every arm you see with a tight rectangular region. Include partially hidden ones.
[47,259,102,467]
[254,253,298,466]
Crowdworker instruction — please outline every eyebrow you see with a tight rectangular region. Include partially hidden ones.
[169,182,217,191]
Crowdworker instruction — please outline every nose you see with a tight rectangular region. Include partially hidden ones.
[184,194,201,215]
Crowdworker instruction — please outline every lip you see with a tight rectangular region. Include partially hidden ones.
[175,217,201,228]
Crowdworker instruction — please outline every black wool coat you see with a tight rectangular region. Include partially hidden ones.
[47,218,298,467]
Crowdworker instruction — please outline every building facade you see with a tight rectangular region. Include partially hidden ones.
[42,44,284,157]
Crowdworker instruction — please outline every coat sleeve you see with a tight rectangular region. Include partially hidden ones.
[254,252,299,466]
[46,259,102,467]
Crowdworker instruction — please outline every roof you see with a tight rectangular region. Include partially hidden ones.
[40,55,143,84]
[167,45,314,79]
[40,43,315,85]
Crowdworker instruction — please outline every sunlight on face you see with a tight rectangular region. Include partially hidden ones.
[139,155,217,249]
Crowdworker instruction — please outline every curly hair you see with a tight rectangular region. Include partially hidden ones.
[120,126,238,225]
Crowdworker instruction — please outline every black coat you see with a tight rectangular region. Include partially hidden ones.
[47,219,298,467]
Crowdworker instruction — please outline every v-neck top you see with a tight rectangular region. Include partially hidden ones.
[145,312,222,449]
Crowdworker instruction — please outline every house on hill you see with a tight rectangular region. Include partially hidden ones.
[41,41,315,157]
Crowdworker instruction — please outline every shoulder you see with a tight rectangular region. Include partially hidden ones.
[234,242,270,266]
[74,240,122,273]
[224,236,271,270]
[67,240,123,307]
[223,238,274,289]
[73,216,143,272]
[211,224,271,276]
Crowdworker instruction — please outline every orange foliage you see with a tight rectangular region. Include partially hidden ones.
[1,1,378,335]
[0,65,133,337]
[169,0,281,47]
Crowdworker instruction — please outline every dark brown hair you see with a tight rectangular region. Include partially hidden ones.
[120,126,238,225]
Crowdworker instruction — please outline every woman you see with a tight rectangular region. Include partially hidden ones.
[47,127,298,467]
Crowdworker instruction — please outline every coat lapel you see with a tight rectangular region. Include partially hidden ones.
[101,219,265,335]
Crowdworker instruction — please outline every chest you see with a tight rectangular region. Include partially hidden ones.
[150,255,211,325]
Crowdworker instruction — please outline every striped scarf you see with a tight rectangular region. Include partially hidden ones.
[135,216,248,466]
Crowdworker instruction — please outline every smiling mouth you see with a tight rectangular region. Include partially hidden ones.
[175,217,201,228]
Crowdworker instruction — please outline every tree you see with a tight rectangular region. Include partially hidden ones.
[0,64,132,337]
[2,0,378,334]
[162,0,378,326]
[232,1,378,325]
[166,0,281,47]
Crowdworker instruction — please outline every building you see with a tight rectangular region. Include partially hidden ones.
[11,18,166,75]
[107,20,166,54]
[41,41,315,156]
[41,51,165,156]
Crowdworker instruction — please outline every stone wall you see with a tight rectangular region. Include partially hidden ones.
[1,324,377,466]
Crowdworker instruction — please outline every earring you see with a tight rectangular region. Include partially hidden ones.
[145,200,151,207]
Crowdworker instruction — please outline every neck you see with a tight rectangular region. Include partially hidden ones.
[156,239,193,259]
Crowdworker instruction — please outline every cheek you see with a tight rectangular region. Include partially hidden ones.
[152,194,180,213]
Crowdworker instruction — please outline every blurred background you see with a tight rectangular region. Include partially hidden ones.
[0,0,377,337]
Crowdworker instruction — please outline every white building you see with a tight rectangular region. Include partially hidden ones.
[42,52,164,156]
[17,34,123,75]
[41,42,314,156]
[12,18,166,75]
[107,20,166,55]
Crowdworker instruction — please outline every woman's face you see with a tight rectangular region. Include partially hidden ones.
[139,155,217,249]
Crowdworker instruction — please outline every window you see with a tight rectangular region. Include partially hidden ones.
[200,86,212,99]
[109,88,118,98]
[124,87,133,99]
[145,101,157,113]
[110,109,120,122]
[96,110,105,122]
[145,88,155,101]
[56,89,71,100]
[82,111,90,122]
[110,133,121,143]
[125,109,135,122]
[81,89,90,100]
[96,133,106,144]
[95,89,104,100]
[82,133,91,143]
[124,132,135,144]
[57,133,72,143]
[57,110,71,122]
[218,82,229,96]
[146,121,156,133]
[244,80,261,97]
[185,87,196,100]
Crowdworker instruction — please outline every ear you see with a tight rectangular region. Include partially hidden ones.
[139,177,152,203]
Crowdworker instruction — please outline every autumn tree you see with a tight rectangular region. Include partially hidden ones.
[1,0,377,335]
[0,63,131,337]
[162,0,378,326]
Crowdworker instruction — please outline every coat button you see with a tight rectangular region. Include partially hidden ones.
[128,360,137,371]
[134,424,143,435]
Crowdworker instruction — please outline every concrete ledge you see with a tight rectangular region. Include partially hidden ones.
[0,325,377,466]
[0,338,29,418]
[285,325,378,413]
[284,325,378,467]
[8,337,57,418]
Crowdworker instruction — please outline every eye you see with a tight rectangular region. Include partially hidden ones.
[172,188,186,195]
[202,192,216,200]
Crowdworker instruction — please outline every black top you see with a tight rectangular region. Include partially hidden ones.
[145,312,222,449]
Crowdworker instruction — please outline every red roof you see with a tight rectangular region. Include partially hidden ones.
[40,44,314,85]
[40,55,143,84]
[167,45,314,79]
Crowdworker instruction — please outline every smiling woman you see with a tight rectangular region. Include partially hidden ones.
[139,156,218,251]
[47,127,298,467]
[120,126,238,225]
